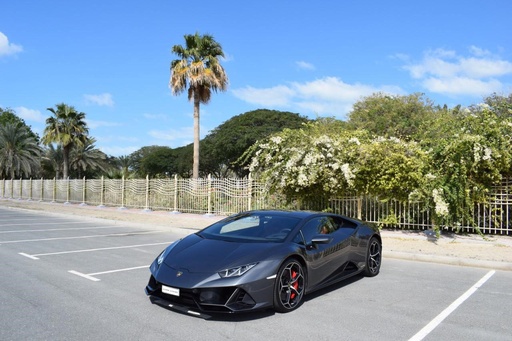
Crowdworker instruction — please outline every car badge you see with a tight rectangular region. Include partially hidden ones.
[176,271,183,277]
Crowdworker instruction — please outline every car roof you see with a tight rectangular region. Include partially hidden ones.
[242,210,323,219]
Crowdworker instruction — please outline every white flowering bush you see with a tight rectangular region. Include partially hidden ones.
[242,100,512,232]
[351,137,427,201]
[246,120,427,204]
[247,125,364,201]
[418,105,512,231]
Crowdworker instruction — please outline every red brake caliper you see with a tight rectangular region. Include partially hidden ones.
[290,270,298,299]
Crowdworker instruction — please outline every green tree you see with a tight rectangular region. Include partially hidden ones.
[139,146,177,177]
[41,144,63,179]
[129,146,167,177]
[203,109,309,177]
[0,122,41,179]
[0,107,39,141]
[170,32,228,178]
[69,137,108,178]
[42,103,89,179]
[411,104,512,232]
[347,93,437,139]
[173,144,193,177]
[106,155,133,179]
[482,92,512,119]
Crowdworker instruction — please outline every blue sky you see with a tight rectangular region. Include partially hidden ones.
[1,0,511,156]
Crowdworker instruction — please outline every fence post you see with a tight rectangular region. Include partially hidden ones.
[10,178,14,198]
[207,174,212,215]
[19,177,22,199]
[248,173,253,211]
[29,178,32,201]
[357,196,363,220]
[81,176,86,206]
[172,174,179,214]
[98,176,105,207]
[143,175,151,211]
[40,178,44,201]
[65,177,70,204]
[119,176,126,209]
[52,177,56,202]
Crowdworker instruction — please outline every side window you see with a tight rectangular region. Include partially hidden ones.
[318,217,337,234]
[295,217,328,244]
[335,216,357,229]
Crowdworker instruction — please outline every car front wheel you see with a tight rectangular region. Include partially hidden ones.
[274,259,305,313]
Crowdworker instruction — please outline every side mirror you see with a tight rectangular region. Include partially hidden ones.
[311,236,332,245]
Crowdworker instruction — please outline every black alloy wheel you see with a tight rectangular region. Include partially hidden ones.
[274,259,305,313]
[364,237,381,277]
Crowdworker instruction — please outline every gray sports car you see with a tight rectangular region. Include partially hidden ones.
[145,210,381,314]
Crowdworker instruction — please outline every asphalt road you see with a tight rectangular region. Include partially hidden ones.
[1,206,511,341]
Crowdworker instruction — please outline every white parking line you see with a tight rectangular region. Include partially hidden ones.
[0,230,165,244]
[19,241,173,259]
[0,218,53,222]
[69,265,149,282]
[0,221,95,227]
[68,270,101,282]
[408,270,495,341]
[19,252,39,260]
[0,225,120,234]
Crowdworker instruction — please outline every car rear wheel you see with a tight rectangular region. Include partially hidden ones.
[364,237,381,277]
[274,259,305,313]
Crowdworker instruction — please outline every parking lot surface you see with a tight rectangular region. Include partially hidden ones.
[1,205,511,341]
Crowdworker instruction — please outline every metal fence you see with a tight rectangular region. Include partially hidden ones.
[1,176,511,235]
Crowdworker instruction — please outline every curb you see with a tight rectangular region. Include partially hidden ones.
[384,251,512,271]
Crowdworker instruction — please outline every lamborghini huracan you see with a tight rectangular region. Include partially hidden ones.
[145,210,381,314]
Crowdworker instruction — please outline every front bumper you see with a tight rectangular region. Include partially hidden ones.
[146,275,267,313]
[145,261,277,313]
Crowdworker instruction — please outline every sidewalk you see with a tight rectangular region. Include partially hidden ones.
[1,198,511,271]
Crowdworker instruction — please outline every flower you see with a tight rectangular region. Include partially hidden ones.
[432,188,449,217]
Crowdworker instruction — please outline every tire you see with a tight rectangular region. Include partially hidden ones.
[273,259,305,313]
[364,237,382,277]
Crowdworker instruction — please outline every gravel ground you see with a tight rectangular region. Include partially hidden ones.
[1,198,511,271]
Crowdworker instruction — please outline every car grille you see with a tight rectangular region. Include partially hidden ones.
[147,275,256,313]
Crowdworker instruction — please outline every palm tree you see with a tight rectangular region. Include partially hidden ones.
[42,103,89,179]
[170,32,228,178]
[69,137,108,178]
[115,155,133,178]
[0,122,41,179]
[42,144,63,179]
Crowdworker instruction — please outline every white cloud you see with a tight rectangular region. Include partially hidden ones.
[422,77,503,96]
[85,119,122,129]
[98,145,139,157]
[232,77,403,117]
[296,61,315,70]
[83,93,114,107]
[14,106,45,123]
[0,32,23,57]
[148,124,212,146]
[143,113,169,120]
[232,85,295,107]
[403,47,512,96]
[149,126,194,142]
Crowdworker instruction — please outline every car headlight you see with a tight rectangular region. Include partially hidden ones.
[218,263,258,278]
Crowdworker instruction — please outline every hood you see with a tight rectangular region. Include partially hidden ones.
[163,233,280,273]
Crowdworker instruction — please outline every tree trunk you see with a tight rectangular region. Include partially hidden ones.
[63,144,70,179]
[193,95,200,179]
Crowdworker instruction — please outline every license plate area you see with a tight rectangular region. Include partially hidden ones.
[162,285,180,296]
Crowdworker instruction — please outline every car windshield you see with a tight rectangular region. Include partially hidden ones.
[198,212,301,242]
